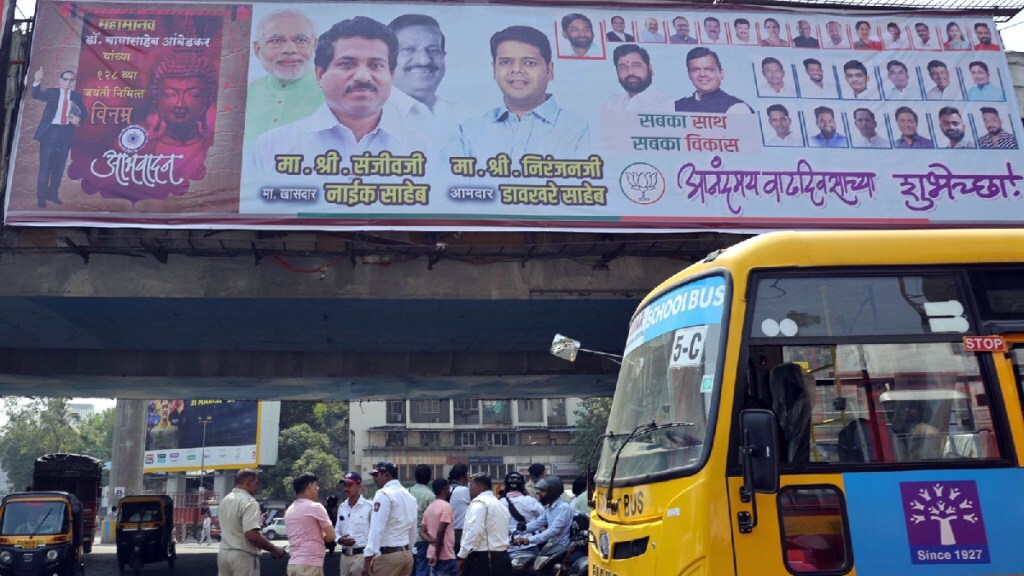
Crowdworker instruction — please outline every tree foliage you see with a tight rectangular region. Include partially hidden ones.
[259,423,342,499]
[572,397,613,474]
[0,399,115,492]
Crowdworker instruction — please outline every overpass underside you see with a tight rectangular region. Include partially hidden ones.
[0,231,735,400]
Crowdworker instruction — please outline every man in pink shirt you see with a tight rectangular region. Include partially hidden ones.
[284,472,337,576]
[420,479,456,576]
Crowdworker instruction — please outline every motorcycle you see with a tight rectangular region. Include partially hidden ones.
[510,514,589,576]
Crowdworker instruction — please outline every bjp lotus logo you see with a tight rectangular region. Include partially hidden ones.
[620,163,665,205]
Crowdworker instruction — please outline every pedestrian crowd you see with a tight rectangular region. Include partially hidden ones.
[215,462,591,576]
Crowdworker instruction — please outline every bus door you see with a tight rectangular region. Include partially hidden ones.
[729,273,1018,576]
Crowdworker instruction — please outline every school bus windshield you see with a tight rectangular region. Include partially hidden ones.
[596,275,726,483]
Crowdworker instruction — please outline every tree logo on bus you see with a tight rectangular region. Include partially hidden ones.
[900,481,990,565]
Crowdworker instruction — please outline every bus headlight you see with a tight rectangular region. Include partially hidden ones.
[46,549,60,561]
[0,550,12,563]
[598,531,610,559]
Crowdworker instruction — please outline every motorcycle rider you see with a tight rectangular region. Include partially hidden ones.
[510,476,573,551]
[501,472,544,549]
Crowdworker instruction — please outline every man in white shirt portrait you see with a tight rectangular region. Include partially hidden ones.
[758,57,795,97]
[851,108,890,148]
[732,18,756,45]
[915,22,937,49]
[824,21,850,48]
[386,14,456,136]
[926,60,961,100]
[842,59,879,100]
[559,13,603,58]
[800,58,835,98]
[884,60,921,100]
[764,104,801,147]
[602,44,673,112]
[253,16,423,175]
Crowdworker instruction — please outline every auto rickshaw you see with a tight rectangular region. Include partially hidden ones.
[0,491,85,576]
[114,495,175,574]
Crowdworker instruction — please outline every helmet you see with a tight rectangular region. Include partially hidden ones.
[536,476,564,505]
[504,471,526,494]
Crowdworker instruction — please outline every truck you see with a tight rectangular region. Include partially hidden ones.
[32,453,102,553]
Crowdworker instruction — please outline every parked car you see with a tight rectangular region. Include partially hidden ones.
[262,518,287,540]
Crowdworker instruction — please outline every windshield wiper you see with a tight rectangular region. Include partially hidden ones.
[604,421,694,514]
[29,508,53,539]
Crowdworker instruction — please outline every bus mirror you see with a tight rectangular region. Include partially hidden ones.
[740,409,780,495]
[550,334,581,362]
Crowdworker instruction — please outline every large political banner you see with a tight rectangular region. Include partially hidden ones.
[143,399,281,472]
[4,1,1022,231]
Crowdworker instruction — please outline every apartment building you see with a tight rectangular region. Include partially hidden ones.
[350,398,583,483]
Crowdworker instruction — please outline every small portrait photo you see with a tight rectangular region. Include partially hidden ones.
[806,104,849,148]
[668,15,698,45]
[972,22,1001,51]
[849,107,892,148]
[754,56,797,98]
[882,59,923,100]
[963,59,1005,101]
[791,19,821,48]
[730,17,759,45]
[839,59,881,100]
[796,57,839,99]
[933,104,976,149]
[638,16,667,43]
[759,16,791,47]
[911,21,941,50]
[699,16,726,44]
[821,19,851,49]
[941,20,972,51]
[761,103,804,147]
[924,59,963,101]
[892,105,935,149]
[883,21,912,49]
[605,14,636,43]
[852,20,883,50]
[977,105,1019,149]
[556,13,605,59]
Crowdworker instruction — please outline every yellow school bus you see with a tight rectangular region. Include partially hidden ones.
[588,230,1024,576]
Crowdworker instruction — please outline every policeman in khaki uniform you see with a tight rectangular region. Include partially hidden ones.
[363,461,417,576]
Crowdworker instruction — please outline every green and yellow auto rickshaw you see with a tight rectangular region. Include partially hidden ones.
[0,491,85,576]
[114,495,175,574]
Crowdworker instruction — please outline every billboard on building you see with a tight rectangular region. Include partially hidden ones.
[4,1,1022,232]
[143,399,280,472]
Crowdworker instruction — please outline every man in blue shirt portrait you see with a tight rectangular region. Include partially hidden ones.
[442,25,589,162]
[674,47,752,114]
[966,61,1003,101]
[808,105,849,148]
[894,106,934,149]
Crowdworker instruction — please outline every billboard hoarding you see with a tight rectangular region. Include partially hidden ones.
[4,1,1022,232]
[143,399,280,472]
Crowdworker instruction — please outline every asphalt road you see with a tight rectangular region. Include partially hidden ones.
[84,540,344,576]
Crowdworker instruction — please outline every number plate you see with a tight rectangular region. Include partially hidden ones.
[17,539,38,549]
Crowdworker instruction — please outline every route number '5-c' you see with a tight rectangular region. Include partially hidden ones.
[669,326,707,368]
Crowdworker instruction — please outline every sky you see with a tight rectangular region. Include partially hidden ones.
[0,397,117,426]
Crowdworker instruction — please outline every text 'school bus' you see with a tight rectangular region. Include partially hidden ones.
[589,230,1024,576]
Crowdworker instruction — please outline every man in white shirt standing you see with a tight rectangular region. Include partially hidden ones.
[602,44,673,113]
[364,461,417,576]
[200,513,213,545]
[446,464,470,554]
[764,104,801,147]
[336,472,372,576]
[457,474,512,576]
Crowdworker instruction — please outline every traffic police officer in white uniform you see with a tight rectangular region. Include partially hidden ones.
[363,461,417,576]
[336,471,373,576]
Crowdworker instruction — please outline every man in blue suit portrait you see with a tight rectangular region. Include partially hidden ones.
[31,67,84,208]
